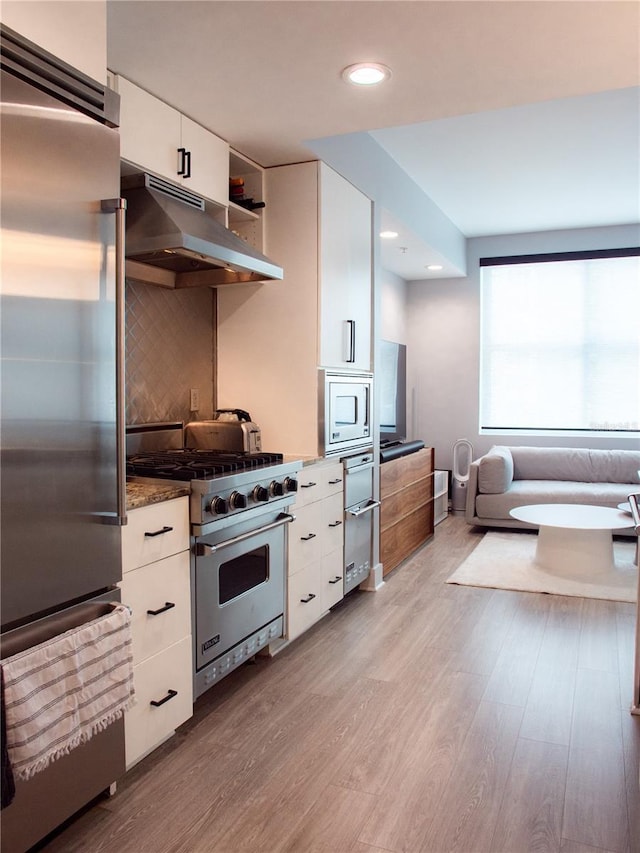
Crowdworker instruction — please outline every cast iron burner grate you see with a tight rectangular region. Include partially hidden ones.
[126,449,285,480]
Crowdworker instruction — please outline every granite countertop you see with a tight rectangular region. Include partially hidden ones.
[126,481,190,511]
[283,454,322,467]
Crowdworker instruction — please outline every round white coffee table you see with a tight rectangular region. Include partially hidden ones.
[509,504,633,578]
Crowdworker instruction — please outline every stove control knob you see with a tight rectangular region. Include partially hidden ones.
[252,485,269,503]
[209,496,229,515]
[230,491,247,510]
[284,477,298,493]
[269,480,285,497]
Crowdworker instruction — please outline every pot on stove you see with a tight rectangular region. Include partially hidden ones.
[186,409,262,454]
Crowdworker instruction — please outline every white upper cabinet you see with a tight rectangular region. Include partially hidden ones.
[180,115,229,207]
[116,76,180,179]
[216,160,373,457]
[112,75,229,207]
[319,163,372,371]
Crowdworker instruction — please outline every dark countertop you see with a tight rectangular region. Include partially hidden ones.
[126,481,190,511]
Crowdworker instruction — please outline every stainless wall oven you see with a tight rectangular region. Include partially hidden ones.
[321,370,373,456]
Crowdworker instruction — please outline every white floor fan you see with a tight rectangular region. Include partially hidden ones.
[452,439,474,515]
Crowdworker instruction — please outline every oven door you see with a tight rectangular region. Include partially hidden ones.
[193,509,292,679]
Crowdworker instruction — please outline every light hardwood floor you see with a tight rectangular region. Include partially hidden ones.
[40,516,639,853]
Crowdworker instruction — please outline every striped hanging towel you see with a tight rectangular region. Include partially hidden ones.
[1,603,135,781]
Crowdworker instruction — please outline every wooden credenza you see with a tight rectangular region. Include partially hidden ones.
[380,447,435,576]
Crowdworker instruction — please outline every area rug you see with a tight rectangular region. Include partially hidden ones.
[446,531,637,603]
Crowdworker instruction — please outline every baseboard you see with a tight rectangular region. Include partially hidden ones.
[360,562,385,591]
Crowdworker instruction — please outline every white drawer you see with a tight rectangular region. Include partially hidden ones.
[122,497,189,573]
[294,460,344,507]
[319,461,344,498]
[322,492,344,556]
[322,548,344,611]
[119,551,191,664]
[287,562,324,640]
[295,470,325,508]
[125,635,193,768]
[289,501,323,573]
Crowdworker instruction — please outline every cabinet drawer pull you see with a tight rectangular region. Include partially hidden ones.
[300,482,316,489]
[176,148,192,178]
[144,525,173,538]
[177,147,187,175]
[328,520,342,528]
[146,601,176,616]
[348,499,381,518]
[344,319,356,363]
[150,689,178,707]
[328,478,342,485]
[300,593,316,604]
[329,576,342,585]
[177,147,192,177]
[300,532,316,541]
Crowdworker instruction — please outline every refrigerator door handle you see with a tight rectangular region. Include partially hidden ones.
[101,198,128,526]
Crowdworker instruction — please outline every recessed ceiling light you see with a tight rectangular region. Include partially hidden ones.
[380,230,398,239]
[342,62,391,86]
[426,264,444,271]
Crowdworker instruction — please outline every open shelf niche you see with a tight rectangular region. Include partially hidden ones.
[228,149,265,254]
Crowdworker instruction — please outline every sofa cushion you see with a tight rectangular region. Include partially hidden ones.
[475,480,637,521]
[478,446,514,494]
[510,447,640,484]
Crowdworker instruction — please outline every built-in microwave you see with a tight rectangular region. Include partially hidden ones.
[320,370,373,455]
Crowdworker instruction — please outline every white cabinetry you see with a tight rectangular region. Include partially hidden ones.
[119,497,192,768]
[287,460,344,641]
[112,75,229,207]
[434,469,449,525]
[216,161,372,457]
[318,163,372,371]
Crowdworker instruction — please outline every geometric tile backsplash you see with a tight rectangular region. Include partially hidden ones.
[125,280,215,425]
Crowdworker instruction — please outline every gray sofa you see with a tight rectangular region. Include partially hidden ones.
[465,446,640,536]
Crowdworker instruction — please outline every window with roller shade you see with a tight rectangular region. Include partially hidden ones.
[479,248,640,434]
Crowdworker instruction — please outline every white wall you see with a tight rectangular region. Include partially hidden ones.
[380,267,416,440]
[407,223,640,470]
[309,132,467,276]
[380,268,407,343]
[1,1,107,82]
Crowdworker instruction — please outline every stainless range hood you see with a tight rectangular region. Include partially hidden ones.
[122,173,283,288]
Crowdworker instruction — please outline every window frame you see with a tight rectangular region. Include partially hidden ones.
[478,247,640,438]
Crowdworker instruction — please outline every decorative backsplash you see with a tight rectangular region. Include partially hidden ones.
[125,280,215,425]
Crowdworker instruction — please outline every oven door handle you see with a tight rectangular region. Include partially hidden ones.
[347,499,381,518]
[195,512,296,555]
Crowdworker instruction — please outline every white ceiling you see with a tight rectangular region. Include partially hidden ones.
[106,0,640,281]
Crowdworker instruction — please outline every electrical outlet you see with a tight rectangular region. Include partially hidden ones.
[190,388,200,411]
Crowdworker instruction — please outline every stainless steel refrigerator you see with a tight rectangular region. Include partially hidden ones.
[0,25,127,850]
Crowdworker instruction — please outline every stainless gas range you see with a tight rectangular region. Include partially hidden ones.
[126,423,301,698]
